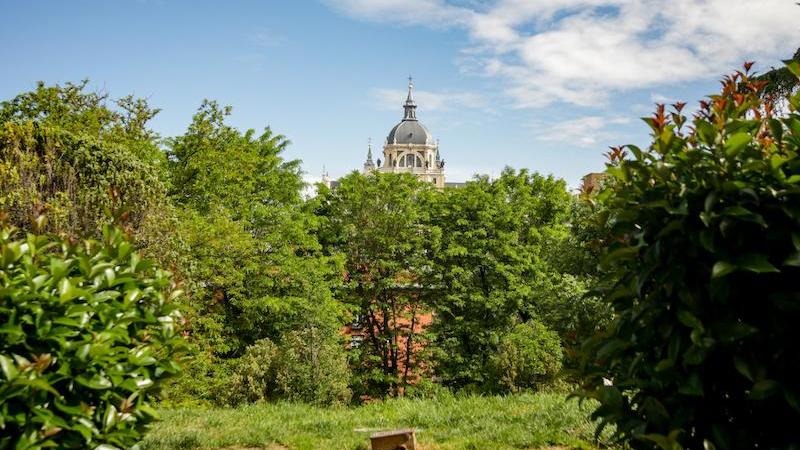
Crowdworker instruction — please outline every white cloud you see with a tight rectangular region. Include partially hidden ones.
[325,0,800,107]
[370,87,488,112]
[535,115,630,147]
[650,93,673,104]
[322,0,473,28]
[250,30,288,48]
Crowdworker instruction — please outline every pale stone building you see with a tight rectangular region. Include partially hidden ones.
[362,78,446,189]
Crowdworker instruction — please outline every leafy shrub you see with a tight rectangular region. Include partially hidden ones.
[525,272,609,367]
[273,327,351,405]
[578,62,800,449]
[0,117,166,240]
[491,320,563,393]
[159,345,224,408]
[403,377,453,400]
[221,326,351,406]
[0,222,182,449]
[219,338,278,405]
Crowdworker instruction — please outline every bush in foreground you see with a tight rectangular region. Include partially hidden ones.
[578,63,800,449]
[0,222,182,449]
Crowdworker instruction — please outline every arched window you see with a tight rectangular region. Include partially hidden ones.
[403,153,422,168]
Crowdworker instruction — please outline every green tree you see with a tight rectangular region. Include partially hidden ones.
[547,197,608,277]
[0,80,165,166]
[167,100,302,216]
[316,172,438,397]
[0,123,166,238]
[0,81,169,240]
[428,169,573,391]
[164,101,343,402]
[578,63,800,449]
[537,197,613,363]
[0,80,185,289]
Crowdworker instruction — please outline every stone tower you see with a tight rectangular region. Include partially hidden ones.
[367,77,445,189]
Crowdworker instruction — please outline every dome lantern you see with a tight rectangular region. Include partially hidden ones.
[386,76,433,146]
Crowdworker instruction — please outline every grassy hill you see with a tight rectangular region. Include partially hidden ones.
[142,392,609,450]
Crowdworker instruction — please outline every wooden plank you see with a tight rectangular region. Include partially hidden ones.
[369,428,416,450]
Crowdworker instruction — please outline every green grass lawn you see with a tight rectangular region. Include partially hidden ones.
[141,392,608,450]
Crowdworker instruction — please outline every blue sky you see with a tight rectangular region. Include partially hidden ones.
[1,1,797,187]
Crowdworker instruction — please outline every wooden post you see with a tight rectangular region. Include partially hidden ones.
[370,428,416,450]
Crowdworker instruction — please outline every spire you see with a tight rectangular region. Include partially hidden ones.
[363,138,376,173]
[403,76,417,121]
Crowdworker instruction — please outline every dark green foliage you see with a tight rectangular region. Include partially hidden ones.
[757,48,800,103]
[548,198,608,278]
[428,169,577,391]
[163,101,344,403]
[316,172,438,398]
[524,273,608,366]
[578,64,800,449]
[0,223,182,449]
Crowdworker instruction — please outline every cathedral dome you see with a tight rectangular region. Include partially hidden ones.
[387,120,433,145]
[386,77,434,146]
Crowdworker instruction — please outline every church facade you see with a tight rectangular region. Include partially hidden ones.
[362,78,446,189]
